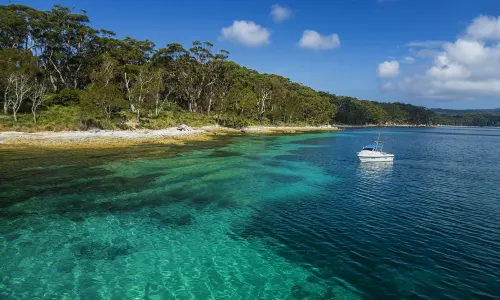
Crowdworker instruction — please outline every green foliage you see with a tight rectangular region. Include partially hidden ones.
[138,107,216,129]
[46,89,81,106]
[174,110,216,127]
[81,84,126,119]
[217,113,248,129]
[0,105,80,131]
[435,114,500,126]
[145,111,176,129]
[0,3,494,130]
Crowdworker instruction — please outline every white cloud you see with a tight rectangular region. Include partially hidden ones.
[405,40,447,48]
[402,56,415,63]
[466,15,500,40]
[377,60,400,78]
[271,4,292,23]
[412,48,442,58]
[427,55,471,80]
[220,21,271,47]
[299,30,340,50]
[382,15,500,100]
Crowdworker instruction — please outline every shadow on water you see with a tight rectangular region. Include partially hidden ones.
[289,135,338,146]
[0,135,237,220]
[207,150,241,158]
[230,192,429,299]
[148,211,195,228]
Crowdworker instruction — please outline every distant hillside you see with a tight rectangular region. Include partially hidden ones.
[432,108,500,126]
[432,108,500,116]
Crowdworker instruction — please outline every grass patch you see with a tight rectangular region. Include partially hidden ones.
[144,110,216,129]
[0,106,81,132]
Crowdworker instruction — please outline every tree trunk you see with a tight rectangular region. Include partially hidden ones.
[49,75,58,92]
[155,96,159,117]
[3,89,8,115]
[48,53,66,89]
[207,96,213,116]
[73,64,82,89]
[32,110,37,124]
[13,110,17,122]
[124,72,135,113]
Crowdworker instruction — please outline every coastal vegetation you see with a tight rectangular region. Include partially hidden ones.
[432,109,500,127]
[0,4,497,132]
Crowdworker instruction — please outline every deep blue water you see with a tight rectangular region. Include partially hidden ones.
[1,127,500,299]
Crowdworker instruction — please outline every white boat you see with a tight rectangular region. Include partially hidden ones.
[357,134,394,162]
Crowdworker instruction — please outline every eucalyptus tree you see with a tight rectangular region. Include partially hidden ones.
[90,53,118,86]
[0,4,38,49]
[81,83,125,120]
[31,81,47,123]
[29,5,107,91]
[6,72,32,121]
[253,75,273,122]
[113,37,155,112]
[0,48,38,115]
[174,41,231,113]
[81,52,125,121]
[151,43,187,115]
[204,49,231,115]
[150,68,171,116]
[126,66,156,119]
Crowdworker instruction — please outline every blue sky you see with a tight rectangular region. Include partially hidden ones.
[5,0,500,109]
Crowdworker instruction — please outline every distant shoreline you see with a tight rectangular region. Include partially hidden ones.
[335,124,500,129]
[333,124,434,128]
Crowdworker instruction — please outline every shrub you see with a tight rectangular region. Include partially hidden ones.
[46,89,81,106]
[217,114,248,129]
[0,105,81,131]
[174,111,216,127]
[144,110,176,129]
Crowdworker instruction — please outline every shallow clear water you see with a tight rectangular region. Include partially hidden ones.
[1,128,500,299]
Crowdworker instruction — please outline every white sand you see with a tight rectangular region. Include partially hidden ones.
[0,125,340,145]
[0,127,205,142]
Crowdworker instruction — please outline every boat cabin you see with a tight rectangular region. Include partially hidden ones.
[362,144,382,151]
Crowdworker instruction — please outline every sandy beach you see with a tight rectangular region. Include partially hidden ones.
[0,125,340,148]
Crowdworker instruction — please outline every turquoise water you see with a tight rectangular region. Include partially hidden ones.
[1,128,500,299]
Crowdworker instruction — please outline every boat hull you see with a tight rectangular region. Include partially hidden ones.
[358,155,394,162]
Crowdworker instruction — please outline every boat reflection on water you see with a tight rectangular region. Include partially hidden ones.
[357,161,393,181]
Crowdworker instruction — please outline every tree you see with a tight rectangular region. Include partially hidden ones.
[204,50,230,116]
[7,72,32,121]
[253,75,272,122]
[151,68,172,116]
[31,81,47,123]
[0,5,37,49]
[34,5,105,91]
[126,66,155,119]
[0,48,37,115]
[81,83,125,120]
[90,53,117,86]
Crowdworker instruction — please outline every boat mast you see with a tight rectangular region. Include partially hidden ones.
[376,133,383,152]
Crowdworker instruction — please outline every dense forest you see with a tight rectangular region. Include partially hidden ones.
[431,109,500,126]
[0,4,498,130]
